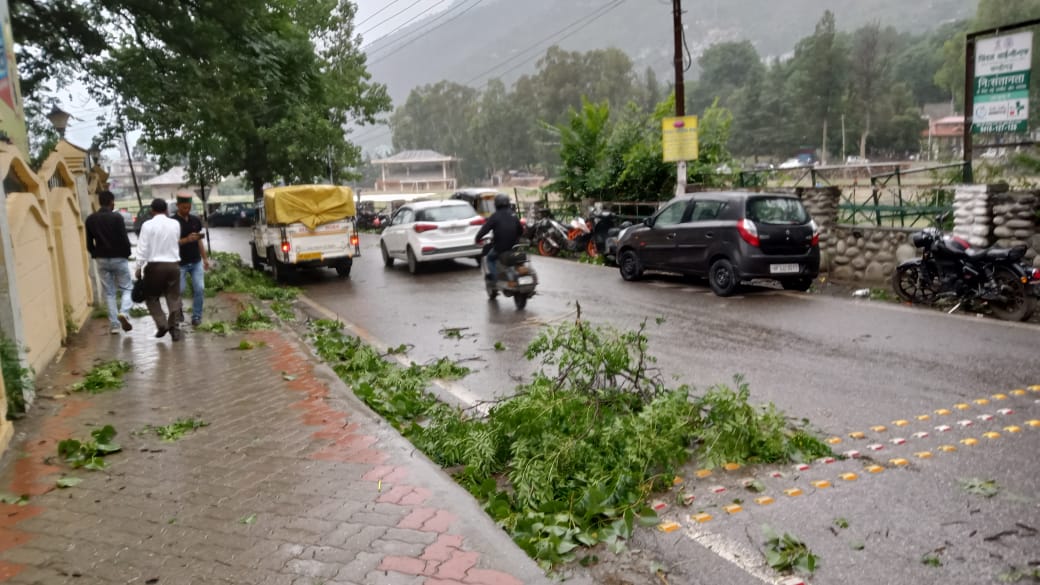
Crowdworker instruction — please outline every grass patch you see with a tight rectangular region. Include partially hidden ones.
[235,303,274,330]
[70,360,132,394]
[128,307,150,318]
[271,300,295,321]
[0,333,31,419]
[197,321,235,336]
[90,306,109,320]
[763,525,818,575]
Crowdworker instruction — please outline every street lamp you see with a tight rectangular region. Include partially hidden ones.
[46,105,71,138]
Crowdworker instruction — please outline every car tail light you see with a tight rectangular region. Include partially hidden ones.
[1029,268,1040,281]
[281,241,290,253]
[810,220,820,247]
[421,246,436,253]
[470,217,486,226]
[736,219,760,247]
[414,223,438,233]
[350,234,359,247]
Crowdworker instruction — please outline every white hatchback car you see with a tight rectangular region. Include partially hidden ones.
[379,200,486,274]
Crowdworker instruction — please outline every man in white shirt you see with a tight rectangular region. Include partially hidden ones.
[135,198,193,341]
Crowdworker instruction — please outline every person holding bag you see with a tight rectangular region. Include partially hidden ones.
[135,198,184,341]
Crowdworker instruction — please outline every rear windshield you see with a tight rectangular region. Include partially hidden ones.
[416,205,476,222]
[746,197,809,225]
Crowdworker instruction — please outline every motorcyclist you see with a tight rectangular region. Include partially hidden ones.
[475,193,523,282]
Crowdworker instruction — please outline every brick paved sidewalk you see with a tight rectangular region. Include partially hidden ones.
[0,294,557,585]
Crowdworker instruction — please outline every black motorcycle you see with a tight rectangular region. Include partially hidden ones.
[893,214,1040,321]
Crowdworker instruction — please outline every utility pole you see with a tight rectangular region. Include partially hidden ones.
[121,129,144,211]
[672,0,687,196]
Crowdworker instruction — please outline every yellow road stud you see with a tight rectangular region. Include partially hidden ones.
[695,469,713,478]
[840,473,859,481]
[938,445,958,452]
[917,414,931,421]
[812,480,832,489]
[871,425,888,432]
[1011,390,1027,396]
[974,398,990,405]
[692,513,712,523]
[954,403,970,410]
[960,438,979,446]
[983,431,1001,439]
[849,431,866,439]
[915,451,933,459]
[658,521,681,533]
[723,462,742,471]
[1030,385,1040,391]
[892,420,910,427]
[866,465,884,473]
[1004,426,1022,434]
[935,408,952,416]
[784,488,804,497]
[755,496,775,505]
[992,393,1008,400]
[826,436,843,445]
[1026,420,1040,428]
[724,504,743,514]
[673,476,684,486]
[889,458,910,467]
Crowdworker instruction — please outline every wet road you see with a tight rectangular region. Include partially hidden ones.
[208,227,1040,585]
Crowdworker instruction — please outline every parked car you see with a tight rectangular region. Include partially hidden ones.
[132,207,153,235]
[450,188,505,218]
[379,200,486,274]
[207,202,255,227]
[117,209,134,232]
[615,191,820,296]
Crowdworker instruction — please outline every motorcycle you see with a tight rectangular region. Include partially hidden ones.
[532,214,591,257]
[480,240,538,310]
[892,213,1040,321]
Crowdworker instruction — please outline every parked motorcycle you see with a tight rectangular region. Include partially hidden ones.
[533,214,591,257]
[892,213,1040,321]
[480,241,538,310]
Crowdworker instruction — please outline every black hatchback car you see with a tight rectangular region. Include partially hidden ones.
[615,191,820,296]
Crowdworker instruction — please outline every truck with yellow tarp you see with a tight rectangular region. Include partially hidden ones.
[249,185,360,281]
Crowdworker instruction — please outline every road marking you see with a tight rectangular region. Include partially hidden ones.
[681,526,780,585]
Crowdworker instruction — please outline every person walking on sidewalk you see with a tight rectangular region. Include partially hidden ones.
[135,198,184,341]
[85,190,134,335]
[172,191,209,327]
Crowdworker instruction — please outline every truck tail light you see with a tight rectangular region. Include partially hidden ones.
[736,219,760,247]
[281,241,290,253]
[350,234,359,247]
[414,223,438,233]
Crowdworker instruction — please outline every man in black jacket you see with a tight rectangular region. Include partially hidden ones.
[85,190,134,334]
[474,193,522,282]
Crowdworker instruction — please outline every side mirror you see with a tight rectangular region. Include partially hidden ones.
[643,216,654,227]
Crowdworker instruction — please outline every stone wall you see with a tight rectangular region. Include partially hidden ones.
[798,184,1040,284]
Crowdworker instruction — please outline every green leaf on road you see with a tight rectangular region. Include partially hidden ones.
[56,477,83,488]
[239,513,257,525]
[960,478,999,498]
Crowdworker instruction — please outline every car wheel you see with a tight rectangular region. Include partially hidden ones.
[406,247,419,274]
[781,277,813,292]
[618,250,643,281]
[381,240,394,267]
[708,259,739,297]
[335,259,352,278]
[250,242,262,270]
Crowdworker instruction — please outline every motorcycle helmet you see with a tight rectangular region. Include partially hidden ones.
[494,193,511,210]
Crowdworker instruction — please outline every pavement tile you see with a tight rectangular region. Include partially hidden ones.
[0,294,553,585]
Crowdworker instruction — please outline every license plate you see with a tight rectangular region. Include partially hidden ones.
[770,263,799,274]
[518,276,535,285]
[297,251,322,261]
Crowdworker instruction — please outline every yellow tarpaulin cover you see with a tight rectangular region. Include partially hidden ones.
[263,185,356,229]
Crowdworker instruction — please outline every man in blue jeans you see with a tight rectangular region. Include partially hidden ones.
[172,191,209,327]
[85,190,134,334]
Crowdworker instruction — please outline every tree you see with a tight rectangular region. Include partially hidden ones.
[391,81,481,179]
[689,41,765,114]
[9,0,106,99]
[787,11,847,162]
[469,79,537,179]
[689,99,733,187]
[547,98,612,202]
[845,23,899,159]
[91,0,390,199]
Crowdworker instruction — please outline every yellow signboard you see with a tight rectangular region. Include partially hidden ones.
[662,116,698,162]
[0,0,27,157]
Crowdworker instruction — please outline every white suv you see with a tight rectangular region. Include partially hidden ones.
[379,200,486,274]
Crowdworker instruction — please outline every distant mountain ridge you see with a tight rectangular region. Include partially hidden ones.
[364,0,976,107]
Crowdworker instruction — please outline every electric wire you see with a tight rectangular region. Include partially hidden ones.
[357,0,429,40]
[367,0,484,66]
[355,0,408,28]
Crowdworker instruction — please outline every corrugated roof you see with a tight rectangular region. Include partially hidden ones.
[372,150,457,164]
